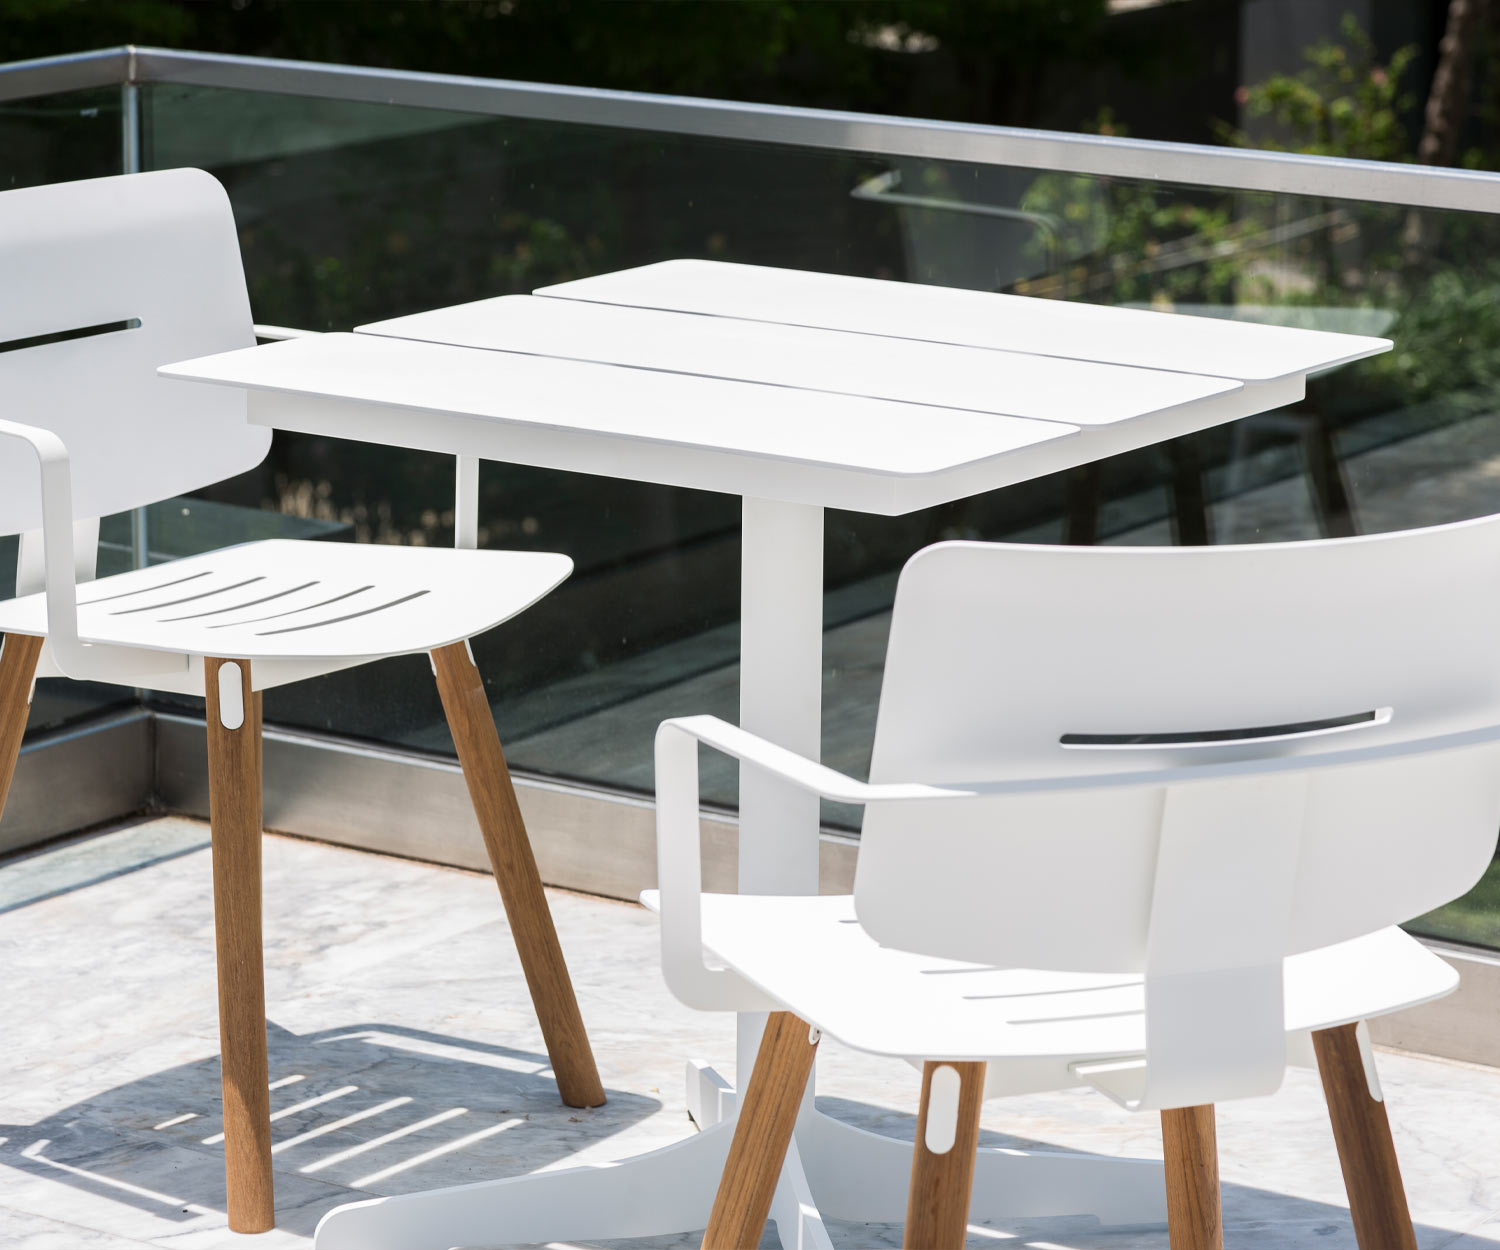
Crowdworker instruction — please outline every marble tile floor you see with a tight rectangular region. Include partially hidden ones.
[3,815,1499,1249]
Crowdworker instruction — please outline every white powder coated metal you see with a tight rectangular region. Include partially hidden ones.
[666,893,1454,1076]
[162,333,1090,515]
[168,256,1393,517]
[0,169,574,695]
[0,540,570,670]
[651,517,1500,1111]
[0,169,268,534]
[853,526,1500,965]
[210,253,1399,1247]
[155,238,1402,1243]
[538,258,1393,382]
[359,294,1243,427]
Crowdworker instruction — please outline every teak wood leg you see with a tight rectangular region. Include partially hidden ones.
[1161,1105,1222,1250]
[0,634,43,819]
[904,1060,986,1250]
[204,657,274,1234]
[1313,1023,1417,1250]
[430,641,605,1109]
[702,1012,819,1250]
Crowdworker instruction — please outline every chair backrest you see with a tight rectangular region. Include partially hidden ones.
[0,168,267,535]
[855,521,1500,977]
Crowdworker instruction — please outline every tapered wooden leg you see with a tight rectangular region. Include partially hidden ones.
[1313,1023,1417,1250]
[702,1012,819,1250]
[0,634,43,819]
[204,657,274,1233]
[904,1060,986,1250]
[1161,1105,1222,1250]
[430,641,605,1109]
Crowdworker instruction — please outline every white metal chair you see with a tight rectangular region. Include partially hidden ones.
[0,168,605,1232]
[652,524,1500,1249]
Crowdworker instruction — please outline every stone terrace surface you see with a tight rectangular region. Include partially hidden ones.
[3,817,1499,1249]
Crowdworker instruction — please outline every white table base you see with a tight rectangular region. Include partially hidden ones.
[686,1062,1165,1249]
[312,1085,1164,1250]
[313,497,1166,1249]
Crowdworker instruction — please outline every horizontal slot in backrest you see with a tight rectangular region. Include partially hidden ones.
[0,169,270,536]
[1060,709,1382,749]
[0,319,141,355]
[860,532,1500,974]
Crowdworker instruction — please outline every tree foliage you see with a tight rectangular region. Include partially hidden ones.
[1222,13,1417,162]
[0,0,1115,126]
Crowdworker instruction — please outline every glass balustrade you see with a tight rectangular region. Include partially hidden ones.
[1,54,1497,946]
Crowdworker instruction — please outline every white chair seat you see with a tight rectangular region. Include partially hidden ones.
[0,538,571,692]
[646,891,1454,1076]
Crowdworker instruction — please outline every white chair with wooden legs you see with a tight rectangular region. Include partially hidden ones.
[651,524,1500,1250]
[0,168,605,1233]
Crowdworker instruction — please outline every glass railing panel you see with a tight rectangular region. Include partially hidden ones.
[0,85,137,733]
[90,78,1500,946]
[0,85,123,190]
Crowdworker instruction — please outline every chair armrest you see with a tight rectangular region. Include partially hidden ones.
[660,714,968,805]
[652,715,974,1011]
[0,418,182,682]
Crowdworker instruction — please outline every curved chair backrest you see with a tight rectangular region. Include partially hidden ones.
[857,520,1500,975]
[0,169,267,535]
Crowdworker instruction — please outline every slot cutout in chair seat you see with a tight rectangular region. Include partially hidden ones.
[208,585,373,628]
[0,318,141,354]
[1060,708,1388,749]
[111,575,263,615]
[162,581,321,622]
[79,570,213,605]
[255,589,431,636]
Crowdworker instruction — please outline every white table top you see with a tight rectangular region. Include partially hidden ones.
[537,259,1392,383]
[359,295,1240,428]
[162,262,1391,516]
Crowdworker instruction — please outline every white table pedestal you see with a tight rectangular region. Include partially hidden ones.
[314,498,1165,1250]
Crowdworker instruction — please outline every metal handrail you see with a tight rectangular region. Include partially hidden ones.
[0,47,129,102]
[4,44,1500,214]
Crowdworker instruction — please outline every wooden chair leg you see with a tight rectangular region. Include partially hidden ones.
[1161,1105,1222,1250]
[903,1060,986,1250]
[702,1012,820,1250]
[430,641,606,1109]
[0,634,43,818]
[1313,1023,1417,1250]
[204,657,274,1233]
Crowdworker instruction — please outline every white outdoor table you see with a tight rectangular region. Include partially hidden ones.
[162,259,1391,1250]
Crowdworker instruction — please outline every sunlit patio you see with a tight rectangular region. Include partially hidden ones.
[2,818,1498,1250]
[5,17,1500,1248]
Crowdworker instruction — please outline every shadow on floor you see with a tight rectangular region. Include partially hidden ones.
[792,1096,1500,1250]
[1,1019,660,1239]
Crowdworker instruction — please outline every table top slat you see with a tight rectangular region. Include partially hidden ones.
[358,295,1242,428]
[536,259,1391,383]
[162,333,1077,479]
